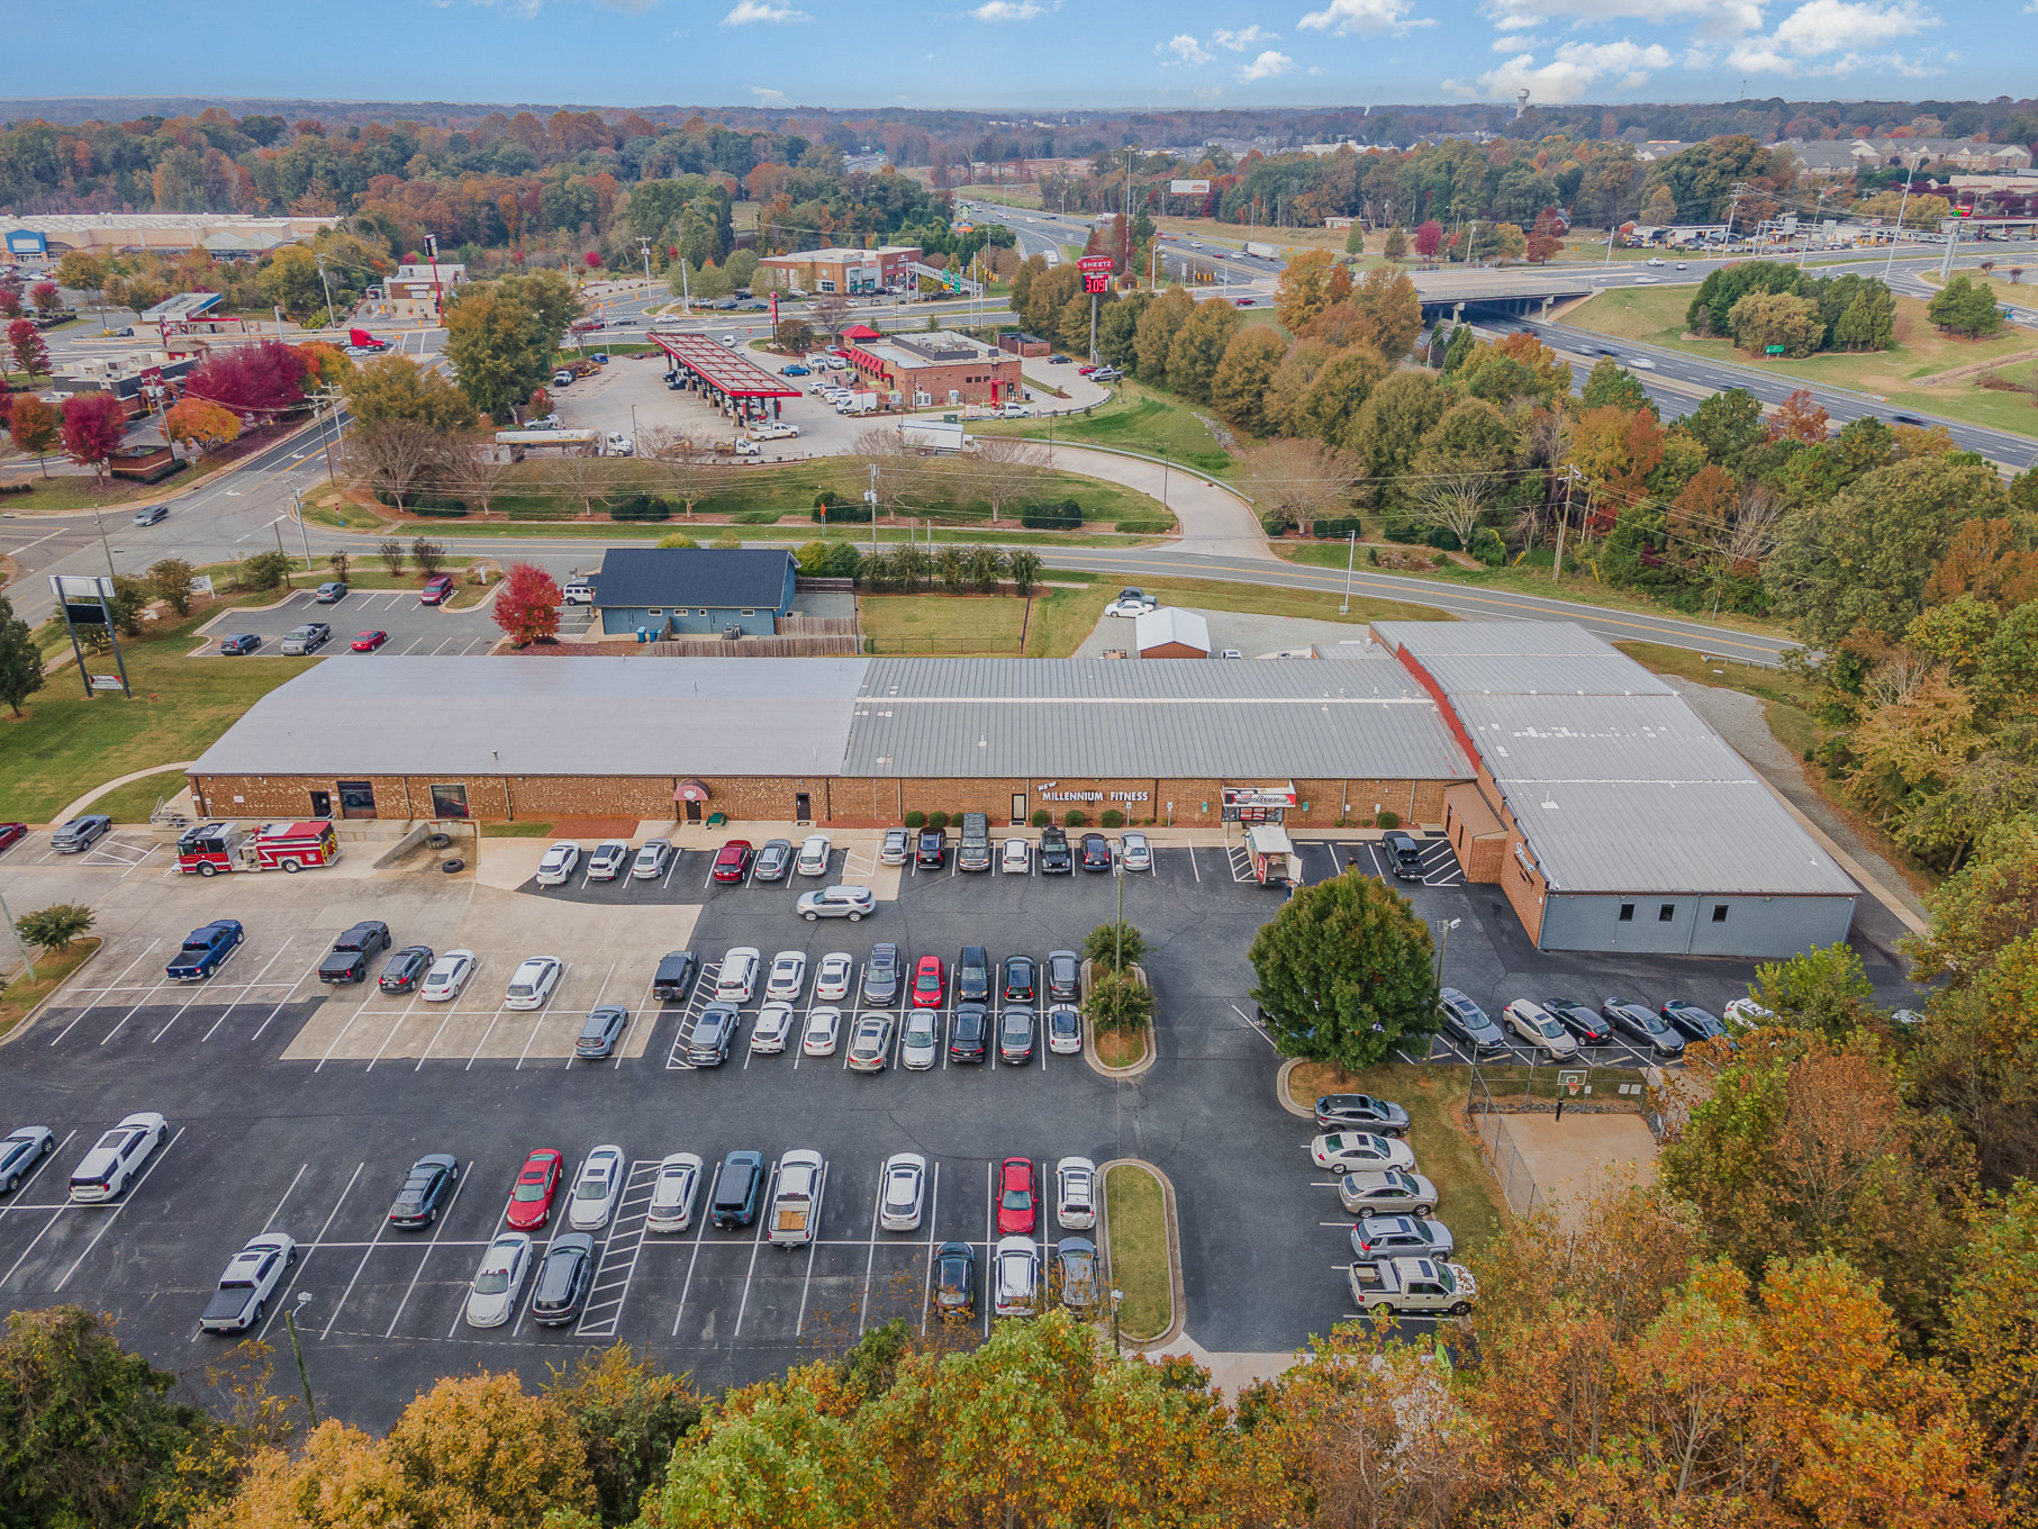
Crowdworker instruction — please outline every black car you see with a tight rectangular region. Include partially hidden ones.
[1546,998,1613,1045]
[1601,998,1686,1058]
[1314,1093,1411,1136]
[933,1240,977,1318]
[529,1233,595,1325]
[318,921,391,984]
[1437,987,1509,1053]
[378,945,435,994]
[863,942,902,1006]
[1002,954,1036,1003]
[651,951,699,1003]
[1046,949,1081,1004]
[956,945,991,1003]
[949,1003,988,1063]
[998,1006,1036,1064]
[1038,826,1072,874]
[1660,1000,1731,1046]
[710,1150,766,1228]
[1382,830,1426,881]
[387,1154,459,1229]
[575,1004,629,1060]
[219,633,261,656]
[1080,833,1112,872]
[916,828,946,868]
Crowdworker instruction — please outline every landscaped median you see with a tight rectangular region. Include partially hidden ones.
[0,938,101,1044]
[1101,1160,1177,1346]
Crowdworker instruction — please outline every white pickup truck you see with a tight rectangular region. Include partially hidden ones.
[768,1150,826,1248]
[1346,1256,1477,1316]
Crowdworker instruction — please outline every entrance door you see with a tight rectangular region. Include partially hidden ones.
[308,790,332,819]
[685,799,703,824]
[336,780,377,820]
[795,792,812,824]
[1011,793,1026,826]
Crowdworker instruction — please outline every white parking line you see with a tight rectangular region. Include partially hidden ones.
[320,1204,392,1338]
[982,1161,993,1337]
[54,1127,187,1293]
[668,1189,715,1337]
[179,939,296,1042]
[792,1161,829,1336]
[0,1130,77,1229]
[45,944,164,1044]
[918,1161,941,1335]
[1187,843,1200,882]
[383,1165,470,1337]
[857,1170,886,1334]
[260,1164,309,1232]
[245,953,329,1044]
[254,1161,365,1340]
[410,996,473,1070]
[729,1163,779,1338]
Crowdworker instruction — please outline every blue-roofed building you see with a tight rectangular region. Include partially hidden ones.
[591,547,797,637]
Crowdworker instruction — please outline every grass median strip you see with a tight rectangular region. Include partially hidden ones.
[1104,1163,1171,1342]
[76,769,193,823]
[0,939,101,1042]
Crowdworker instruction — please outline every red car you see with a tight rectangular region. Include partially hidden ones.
[996,1156,1037,1236]
[352,630,389,652]
[420,575,456,605]
[505,1148,564,1231]
[711,840,754,883]
[0,822,26,855]
[1077,364,1098,375]
[910,954,946,1009]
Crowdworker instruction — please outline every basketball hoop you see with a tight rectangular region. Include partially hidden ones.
[1558,1069,1586,1097]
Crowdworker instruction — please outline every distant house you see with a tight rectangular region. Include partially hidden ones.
[591,548,798,638]
[1135,607,1211,659]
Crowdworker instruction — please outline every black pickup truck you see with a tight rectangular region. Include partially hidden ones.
[319,921,391,984]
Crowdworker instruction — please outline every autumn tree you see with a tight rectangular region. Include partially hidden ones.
[1249,870,1438,1070]
[1579,356,1652,413]
[1730,290,1823,356]
[1769,386,1831,444]
[443,281,555,423]
[343,353,477,432]
[187,339,310,417]
[1273,248,1352,332]
[494,562,562,646]
[1525,207,1566,263]
[1209,327,1289,435]
[1163,297,1244,404]
[164,397,243,456]
[1412,219,1444,260]
[6,316,49,381]
[60,392,127,483]
[9,393,60,475]
[1131,284,1194,384]
[1237,436,1362,536]
[146,558,197,616]
[342,419,457,513]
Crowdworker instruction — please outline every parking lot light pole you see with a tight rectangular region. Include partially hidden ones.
[1110,1287,1123,1355]
[1340,529,1357,614]
[1434,918,1460,986]
[285,1291,317,1424]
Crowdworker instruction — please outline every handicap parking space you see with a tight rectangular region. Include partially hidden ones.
[27,831,165,874]
[196,588,501,659]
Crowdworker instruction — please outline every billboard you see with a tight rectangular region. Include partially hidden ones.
[49,575,116,624]
[1170,179,1211,195]
[1077,255,1116,272]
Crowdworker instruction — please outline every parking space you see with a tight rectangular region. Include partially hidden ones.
[196,587,501,658]
[23,831,164,875]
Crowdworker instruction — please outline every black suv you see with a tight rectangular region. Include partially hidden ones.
[1038,826,1072,874]
[1546,998,1613,1045]
[956,945,991,1003]
[933,1240,977,1318]
[1046,950,1081,1004]
[529,1234,594,1325]
[378,945,435,994]
[711,1151,765,1228]
[948,1003,988,1063]
[1002,954,1036,1003]
[319,921,391,984]
[863,943,902,1006]
[916,828,946,868]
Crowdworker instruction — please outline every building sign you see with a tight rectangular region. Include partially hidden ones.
[1083,273,1111,294]
[1170,179,1211,195]
[1077,256,1116,272]
[49,574,116,624]
[1035,782,1150,804]
[1221,784,1297,810]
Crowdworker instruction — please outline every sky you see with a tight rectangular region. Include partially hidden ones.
[9,0,2033,112]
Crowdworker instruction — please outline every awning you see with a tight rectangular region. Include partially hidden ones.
[674,779,711,803]
[1222,782,1297,809]
[841,323,881,339]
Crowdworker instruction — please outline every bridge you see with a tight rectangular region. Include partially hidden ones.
[1406,270,1607,323]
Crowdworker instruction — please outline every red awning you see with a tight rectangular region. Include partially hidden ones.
[674,779,711,803]
[841,323,881,339]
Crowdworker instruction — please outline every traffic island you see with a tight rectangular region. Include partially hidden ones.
[0,939,103,1046]
[1099,1159,1181,1348]
[1082,958,1155,1079]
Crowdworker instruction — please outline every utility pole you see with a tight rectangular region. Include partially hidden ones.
[1884,149,1926,280]
[1340,528,1357,614]
[315,253,336,328]
[91,506,117,581]
[1553,465,1582,585]
[1798,187,1828,267]
[293,487,312,570]
[638,237,654,282]
[1725,181,1748,246]
[271,515,294,587]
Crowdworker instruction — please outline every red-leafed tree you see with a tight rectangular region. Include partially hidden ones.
[60,392,127,483]
[9,394,60,475]
[29,281,62,317]
[493,562,561,647]
[584,250,602,269]
[1413,219,1444,260]
[1526,208,1566,264]
[186,339,310,418]
[1770,387,1832,444]
[7,316,50,381]
[0,287,20,318]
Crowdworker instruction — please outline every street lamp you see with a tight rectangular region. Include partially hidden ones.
[1110,1287,1124,1354]
[284,1291,317,1423]
[1433,917,1461,986]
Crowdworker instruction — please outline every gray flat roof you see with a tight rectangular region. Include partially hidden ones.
[193,657,870,779]
[1372,619,1631,660]
[1452,694,1750,784]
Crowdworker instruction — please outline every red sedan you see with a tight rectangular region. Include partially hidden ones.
[0,822,26,856]
[910,954,946,1009]
[996,1156,1037,1236]
[711,840,754,883]
[505,1148,564,1231]
[352,630,389,652]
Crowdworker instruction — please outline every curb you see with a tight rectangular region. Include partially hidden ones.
[1098,1158,1185,1350]
[0,938,104,1049]
[1274,1057,1317,1119]
[1081,958,1157,1081]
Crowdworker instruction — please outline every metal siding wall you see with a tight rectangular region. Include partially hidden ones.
[1540,893,1858,957]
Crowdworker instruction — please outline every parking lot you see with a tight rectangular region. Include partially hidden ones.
[195,587,502,658]
[0,823,1917,1426]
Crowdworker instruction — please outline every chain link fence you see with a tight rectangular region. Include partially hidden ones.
[1466,1064,1545,1218]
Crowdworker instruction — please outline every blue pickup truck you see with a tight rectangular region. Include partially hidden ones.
[166,920,244,982]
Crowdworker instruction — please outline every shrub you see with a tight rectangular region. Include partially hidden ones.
[1084,967,1154,1033]
[237,549,295,592]
[1470,526,1507,566]
[927,811,950,831]
[1019,498,1082,531]
[1030,809,1050,828]
[1113,517,1171,534]
[1312,515,1366,540]
[1064,810,1087,827]
[1375,809,1400,829]
[903,810,926,829]
[1100,808,1124,828]
[1260,512,1293,536]
[811,490,872,524]
[409,501,470,518]
[1083,921,1146,973]
[15,901,95,953]
[611,493,671,522]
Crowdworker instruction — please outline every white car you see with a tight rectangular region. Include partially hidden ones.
[751,1002,796,1053]
[1117,831,1151,871]
[814,952,855,1001]
[1311,1132,1417,1173]
[795,834,832,876]
[68,1111,168,1203]
[765,950,809,1002]
[504,956,564,1011]
[1723,997,1775,1033]
[1046,1004,1083,1055]
[631,839,673,879]
[199,1232,297,1334]
[879,1152,926,1231]
[900,1009,937,1069]
[1103,597,1156,618]
[586,841,630,882]
[646,1153,703,1233]
[464,1233,533,1328]
[801,1005,844,1057]
[419,949,476,1002]
[1645,256,1666,266]
[1056,1156,1097,1229]
[1001,838,1030,874]
[715,947,761,1002]
[1502,999,1580,1058]
[535,842,581,886]
[880,828,910,865]
[567,1145,626,1231]
[994,1235,1040,1317]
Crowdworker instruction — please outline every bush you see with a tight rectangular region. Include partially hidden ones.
[1470,526,1506,566]
[1260,513,1293,536]
[927,811,950,831]
[1312,515,1366,540]
[237,549,295,592]
[1100,808,1124,828]
[1064,810,1087,827]
[811,490,872,524]
[15,902,95,953]
[1083,921,1146,973]
[0,480,33,497]
[611,493,671,523]
[1375,810,1399,829]
[1030,809,1050,828]
[1084,967,1154,1034]
[1113,517,1170,534]
[903,810,926,829]
[1019,498,1082,531]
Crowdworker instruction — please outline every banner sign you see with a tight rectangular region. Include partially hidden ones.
[1170,179,1211,195]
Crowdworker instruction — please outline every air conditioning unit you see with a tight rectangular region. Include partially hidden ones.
[722,625,744,641]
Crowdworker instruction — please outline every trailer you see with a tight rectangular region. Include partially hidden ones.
[494,428,599,461]
[1244,240,1281,260]
[900,420,969,454]
[177,821,341,877]
[1231,823,1302,887]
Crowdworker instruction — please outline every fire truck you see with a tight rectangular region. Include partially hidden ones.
[176,821,341,876]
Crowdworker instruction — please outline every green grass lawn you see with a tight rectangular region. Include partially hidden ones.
[1286,1062,1508,1271]
[1564,283,2038,438]
[977,379,1233,473]
[859,593,1029,654]
[1104,1164,1171,1341]
[78,768,192,822]
[0,610,316,824]
[0,939,101,1041]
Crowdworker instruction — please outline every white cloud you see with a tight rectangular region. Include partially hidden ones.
[1297,0,1431,35]
[1726,0,1937,73]
[721,0,806,21]
[1462,38,1675,100]
[1240,47,1296,78]
[750,86,788,103]
[1213,23,1277,49]
[971,0,1044,18]
[1480,0,1761,34]
[1159,33,1216,63]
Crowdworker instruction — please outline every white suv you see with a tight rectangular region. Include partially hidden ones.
[68,1112,168,1203]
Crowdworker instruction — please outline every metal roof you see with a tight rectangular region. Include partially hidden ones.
[646,331,800,399]
[1452,694,1747,783]
[1372,620,1622,660]
[592,548,793,611]
[193,657,869,779]
[1134,607,1209,653]
[1410,653,1674,697]
[844,657,1471,780]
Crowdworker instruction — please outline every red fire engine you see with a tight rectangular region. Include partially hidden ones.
[176,821,341,876]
